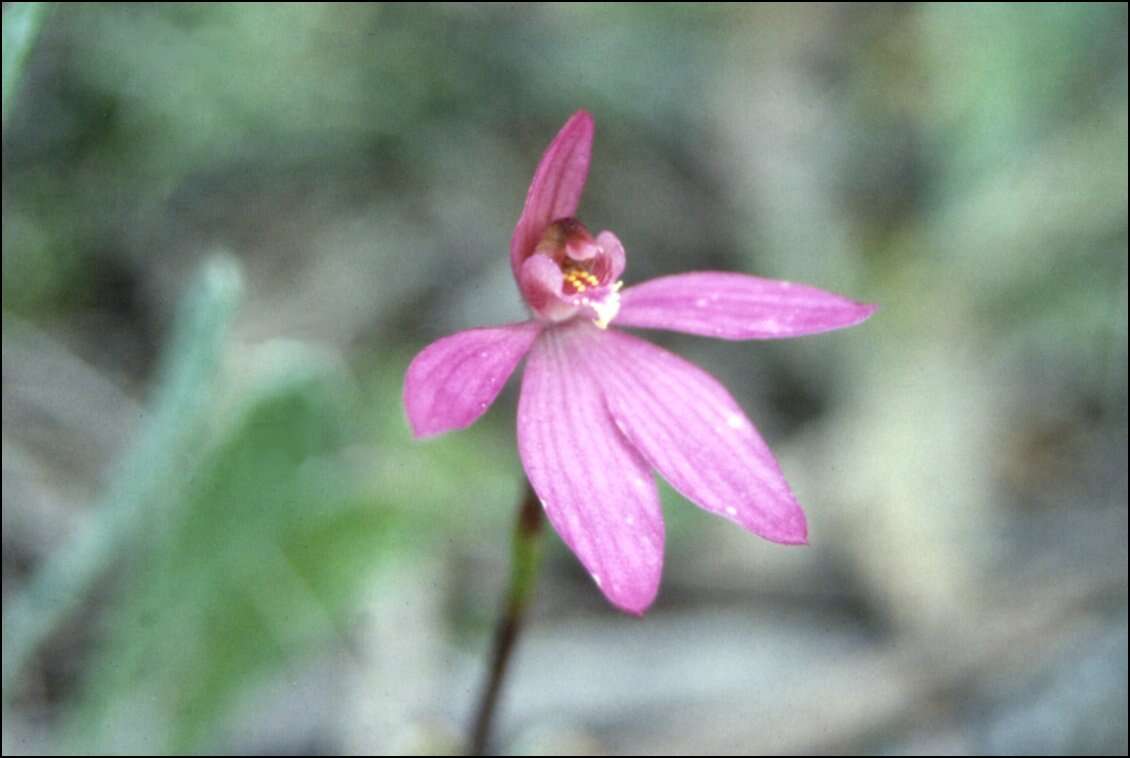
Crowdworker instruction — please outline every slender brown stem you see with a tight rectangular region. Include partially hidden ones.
[467,482,544,756]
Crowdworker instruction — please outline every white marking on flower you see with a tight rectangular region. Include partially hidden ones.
[725,506,738,517]
[726,413,745,430]
[590,288,622,329]
[591,573,603,587]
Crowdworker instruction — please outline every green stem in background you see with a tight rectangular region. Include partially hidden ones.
[0,255,243,702]
[467,482,544,756]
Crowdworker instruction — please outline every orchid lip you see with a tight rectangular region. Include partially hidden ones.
[571,280,623,329]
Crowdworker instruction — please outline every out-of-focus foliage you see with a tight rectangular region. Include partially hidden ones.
[1,2,50,123]
[2,255,242,702]
[2,3,1125,755]
[69,352,395,753]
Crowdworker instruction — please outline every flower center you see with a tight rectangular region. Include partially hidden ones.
[562,264,600,294]
[533,218,624,328]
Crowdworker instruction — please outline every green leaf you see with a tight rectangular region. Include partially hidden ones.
[2,255,242,700]
[71,358,396,754]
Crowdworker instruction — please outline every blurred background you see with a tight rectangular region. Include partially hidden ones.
[2,3,1126,755]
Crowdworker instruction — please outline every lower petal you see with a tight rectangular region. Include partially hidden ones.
[517,324,664,615]
[404,321,541,438]
[585,326,807,545]
[616,272,876,340]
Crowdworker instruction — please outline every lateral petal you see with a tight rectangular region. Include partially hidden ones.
[585,326,807,544]
[404,321,541,438]
[617,272,876,340]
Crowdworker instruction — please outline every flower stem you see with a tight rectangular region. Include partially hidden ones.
[467,481,544,756]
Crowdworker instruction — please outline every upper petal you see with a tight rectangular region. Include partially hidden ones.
[517,323,664,615]
[510,111,595,279]
[404,321,541,438]
[582,325,807,545]
[616,272,877,340]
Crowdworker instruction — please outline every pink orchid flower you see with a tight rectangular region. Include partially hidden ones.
[405,111,875,615]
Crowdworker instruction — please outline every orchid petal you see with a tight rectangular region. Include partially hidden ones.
[616,272,877,340]
[584,325,807,544]
[510,111,594,278]
[518,324,664,615]
[404,321,541,438]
